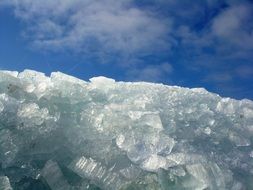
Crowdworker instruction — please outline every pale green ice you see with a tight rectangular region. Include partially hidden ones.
[0,70,253,190]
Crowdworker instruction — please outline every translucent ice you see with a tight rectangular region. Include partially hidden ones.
[0,70,253,189]
[40,160,71,190]
[69,156,128,190]
[0,176,12,190]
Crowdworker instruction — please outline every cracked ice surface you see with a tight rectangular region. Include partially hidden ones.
[0,70,253,189]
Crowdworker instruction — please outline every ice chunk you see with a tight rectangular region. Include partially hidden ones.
[51,71,87,86]
[169,166,186,177]
[18,69,47,81]
[89,76,115,87]
[185,164,210,189]
[229,132,251,147]
[156,134,175,155]
[141,113,163,130]
[128,111,144,120]
[216,98,235,115]
[17,103,47,119]
[243,107,253,119]
[140,154,167,172]
[0,176,12,190]
[18,70,51,97]
[185,163,226,190]
[89,76,115,93]
[0,70,18,77]
[25,84,36,93]
[119,165,141,180]
[203,127,211,135]
[40,160,71,190]
[17,103,49,126]
[69,156,129,190]
[126,141,153,163]
[116,134,125,149]
[166,153,205,168]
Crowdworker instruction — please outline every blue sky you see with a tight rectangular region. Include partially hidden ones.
[0,0,253,100]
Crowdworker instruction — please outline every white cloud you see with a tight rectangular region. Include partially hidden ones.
[212,4,253,49]
[3,0,171,56]
[1,0,252,89]
[127,62,173,82]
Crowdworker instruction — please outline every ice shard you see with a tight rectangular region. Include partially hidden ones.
[69,156,129,190]
[0,176,12,190]
[40,160,71,190]
[0,69,252,189]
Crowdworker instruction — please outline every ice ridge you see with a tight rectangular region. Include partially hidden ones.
[0,70,253,189]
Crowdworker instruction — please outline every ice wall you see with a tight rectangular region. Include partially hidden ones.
[0,70,253,190]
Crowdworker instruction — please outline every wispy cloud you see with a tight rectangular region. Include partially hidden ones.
[2,0,171,57]
[212,4,253,48]
[126,62,173,82]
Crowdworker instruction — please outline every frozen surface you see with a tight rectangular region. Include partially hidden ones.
[0,70,253,189]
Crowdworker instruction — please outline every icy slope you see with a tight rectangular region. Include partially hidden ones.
[0,70,253,190]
